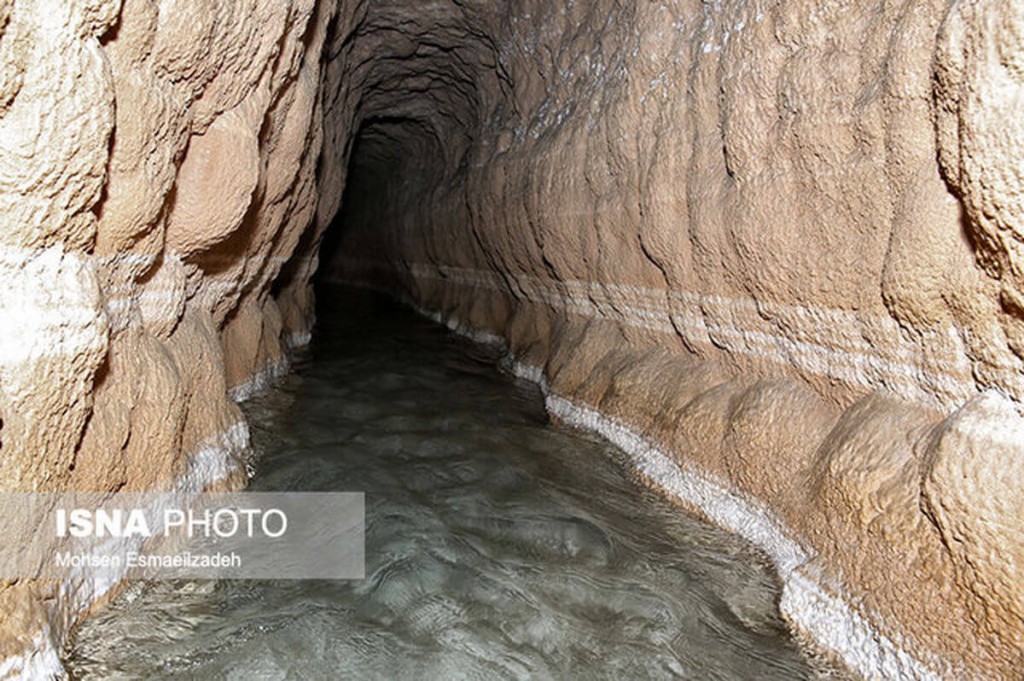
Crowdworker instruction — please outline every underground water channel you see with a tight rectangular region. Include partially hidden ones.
[65,287,840,679]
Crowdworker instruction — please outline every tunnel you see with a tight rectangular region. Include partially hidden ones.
[0,0,1022,678]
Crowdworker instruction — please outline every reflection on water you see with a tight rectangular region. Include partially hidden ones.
[67,289,834,679]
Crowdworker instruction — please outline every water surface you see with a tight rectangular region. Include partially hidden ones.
[68,288,830,679]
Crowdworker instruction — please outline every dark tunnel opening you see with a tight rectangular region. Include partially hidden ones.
[309,0,518,301]
[317,114,450,290]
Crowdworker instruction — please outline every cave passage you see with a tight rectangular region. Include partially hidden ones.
[3,0,1021,673]
[67,288,827,678]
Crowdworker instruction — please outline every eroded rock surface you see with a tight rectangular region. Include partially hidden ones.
[0,0,1021,677]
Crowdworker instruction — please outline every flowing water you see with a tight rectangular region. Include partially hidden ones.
[67,288,832,680]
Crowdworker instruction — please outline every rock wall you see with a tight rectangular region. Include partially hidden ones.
[0,0,1021,677]
[327,1,1024,678]
[0,0,340,674]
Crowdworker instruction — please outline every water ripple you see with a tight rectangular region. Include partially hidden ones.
[67,290,837,680]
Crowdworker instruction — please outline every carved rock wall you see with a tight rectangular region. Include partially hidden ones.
[327,1,1024,677]
[0,0,339,674]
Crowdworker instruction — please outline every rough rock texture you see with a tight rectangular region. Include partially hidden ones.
[0,0,1022,678]
[325,1,1024,677]
[0,0,335,674]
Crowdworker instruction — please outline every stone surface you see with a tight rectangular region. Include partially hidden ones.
[324,1,1024,676]
[0,0,1022,678]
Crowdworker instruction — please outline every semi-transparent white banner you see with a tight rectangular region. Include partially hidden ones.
[0,493,364,580]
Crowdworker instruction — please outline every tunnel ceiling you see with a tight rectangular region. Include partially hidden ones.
[341,1,513,177]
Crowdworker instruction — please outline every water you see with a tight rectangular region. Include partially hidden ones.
[67,288,832,680]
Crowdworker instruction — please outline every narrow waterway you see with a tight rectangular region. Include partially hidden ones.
[67,288,832,679]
